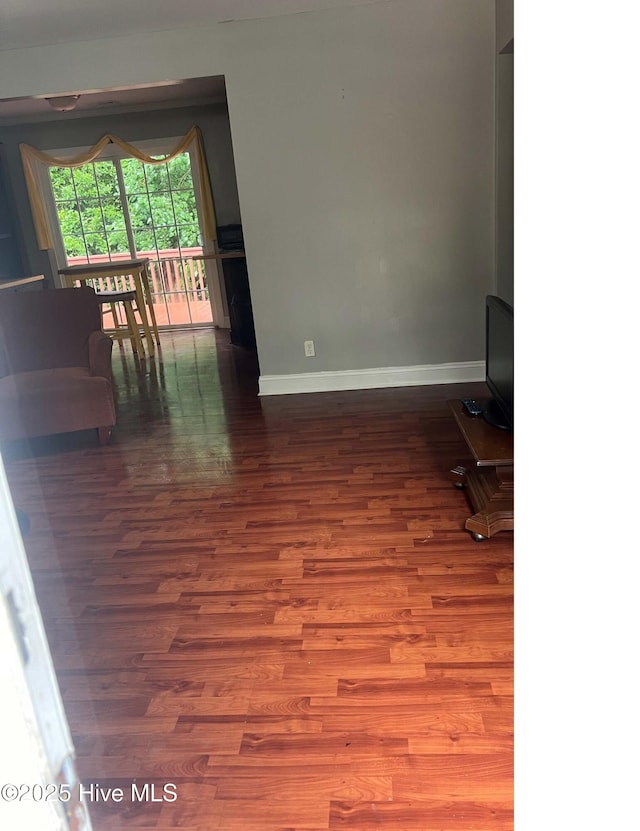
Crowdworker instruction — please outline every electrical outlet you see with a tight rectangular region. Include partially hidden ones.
[304,340,315,357]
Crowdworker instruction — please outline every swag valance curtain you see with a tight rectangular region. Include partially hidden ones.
[19,125,217,251]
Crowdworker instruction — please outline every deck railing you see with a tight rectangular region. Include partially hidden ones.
[67,249,213,327]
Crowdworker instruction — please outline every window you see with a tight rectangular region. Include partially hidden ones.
[50,161,128,260]
[48,148,213,328]
[50,153,202,263]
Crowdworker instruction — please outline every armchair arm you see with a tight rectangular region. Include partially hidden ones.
[88,330,113,380]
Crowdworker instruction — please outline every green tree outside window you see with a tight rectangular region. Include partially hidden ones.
[50,153,201,260]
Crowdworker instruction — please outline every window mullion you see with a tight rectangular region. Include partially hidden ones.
[91,163,112,261]
[69,168,90,262]
[141,163,160,260]
[114,158,138,258]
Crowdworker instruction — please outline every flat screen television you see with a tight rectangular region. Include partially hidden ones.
[484,295,514,431]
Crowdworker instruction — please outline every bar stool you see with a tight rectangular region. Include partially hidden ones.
[95,289,146,358]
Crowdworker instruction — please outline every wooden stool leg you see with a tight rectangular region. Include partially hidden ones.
[123,300,144,357]
[141,269,161,345]
[110,302,121,330]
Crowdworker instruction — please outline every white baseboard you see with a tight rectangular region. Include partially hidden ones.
[258,360,484,396]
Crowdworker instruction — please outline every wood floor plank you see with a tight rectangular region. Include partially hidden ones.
[4,329,513,830]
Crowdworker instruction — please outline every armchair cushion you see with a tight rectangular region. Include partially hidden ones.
[0,368,115,440]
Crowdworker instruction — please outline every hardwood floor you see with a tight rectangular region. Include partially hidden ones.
[4,330,513,831]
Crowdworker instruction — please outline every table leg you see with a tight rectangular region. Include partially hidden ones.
[139,264,161,345]
[450,463,514,540]
[132,274,154,358]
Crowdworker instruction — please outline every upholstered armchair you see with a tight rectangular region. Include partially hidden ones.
[0,286,116,445]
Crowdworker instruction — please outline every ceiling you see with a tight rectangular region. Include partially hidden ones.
[0,0,380,51]
[0,0,380,125]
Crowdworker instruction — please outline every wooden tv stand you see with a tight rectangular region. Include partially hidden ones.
[447,399,513,541]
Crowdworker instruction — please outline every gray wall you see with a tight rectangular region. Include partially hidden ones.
[0,0,496,381]
[0,149,27,279]
[496,0,514,53]
[0,103,241,283]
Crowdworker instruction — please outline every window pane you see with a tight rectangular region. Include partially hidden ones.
[167,154,192,189]
[106,231,130,255]
[145,163,169,192]
[172,189,197,225]
[152,226,178,251]
[149,194,176,227]
[55,198,79,212]
[100,197,126,230]
[50,168,74,201]
[121,158,146,193]
[94,161,119,197]
[77,199,104,236]
[63,236,87,260]
[178,225,201,248]
[132,229,156,254]
[56,203,82,236]
[71,166,99,198]
[128,194,151,227]
[85,233,108,256]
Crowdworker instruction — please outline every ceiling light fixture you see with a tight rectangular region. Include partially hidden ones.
[45,95,81,112]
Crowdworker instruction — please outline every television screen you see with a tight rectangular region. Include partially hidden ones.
[485,295,513,431]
